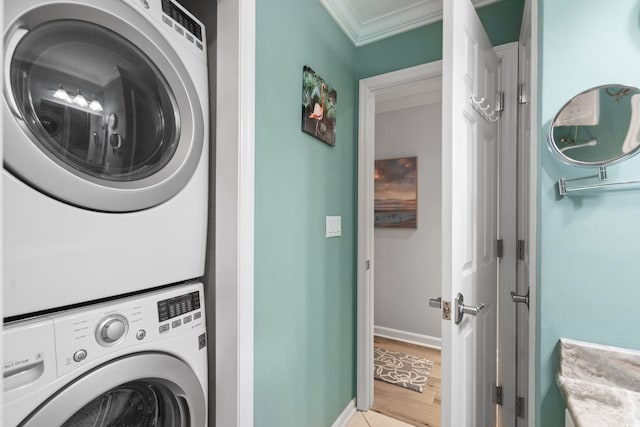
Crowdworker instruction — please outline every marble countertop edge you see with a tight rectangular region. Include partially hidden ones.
[560,338,640,358]
[557,375,640,426]
[558,338,640,427]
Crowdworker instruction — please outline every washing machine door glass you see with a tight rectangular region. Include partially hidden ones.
[9,20,178,182]
[20,353,206,426]
[62,380,186,426]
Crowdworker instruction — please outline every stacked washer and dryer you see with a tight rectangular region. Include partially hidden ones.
[3,0,210,425]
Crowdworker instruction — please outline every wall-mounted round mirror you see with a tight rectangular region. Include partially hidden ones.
[549,84,640,166]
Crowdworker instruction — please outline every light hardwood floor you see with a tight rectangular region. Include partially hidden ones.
[371,336,441,427]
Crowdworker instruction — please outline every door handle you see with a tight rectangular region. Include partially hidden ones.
[428,297,442,308]
[455,293,485,325]
[510,288,529,309]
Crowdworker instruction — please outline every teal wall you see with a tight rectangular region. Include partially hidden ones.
[537,1,640,426]
[254,1,525,426]
[356,23,443,80]
[254,0,357,426]
[356,0,525,79]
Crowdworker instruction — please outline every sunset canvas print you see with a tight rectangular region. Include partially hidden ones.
[374,157,417,228]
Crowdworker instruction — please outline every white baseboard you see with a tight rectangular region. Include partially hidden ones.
[331,398,356,427]
[374,325,441,349]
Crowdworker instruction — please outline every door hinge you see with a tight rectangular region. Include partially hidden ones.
[516,396,525,418]
[517,239,526,261]
[496,239,504,258]
[442,300,451,321]
[518,83,528,104]
[496,385,503,406]
[496,91,505,112]
[365,260,371,270]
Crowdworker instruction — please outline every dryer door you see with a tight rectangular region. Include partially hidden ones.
[3,1,204,212]
[20,353,206,426]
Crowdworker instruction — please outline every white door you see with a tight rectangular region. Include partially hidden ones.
[441,0,500,425]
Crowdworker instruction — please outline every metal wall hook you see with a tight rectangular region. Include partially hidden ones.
[511,288,529,309]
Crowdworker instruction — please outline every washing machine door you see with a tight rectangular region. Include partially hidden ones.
[3,1,204,212]
[20,353,206,426]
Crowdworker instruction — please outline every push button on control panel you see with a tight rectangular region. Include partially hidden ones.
[73,349,87,363]
[194,311,202,320]
[175,25,184,36]
[162,15,173,27]
[183,315,192,324]
[159,324,170,334]
[136,329,147,340]
[172,319,182,328]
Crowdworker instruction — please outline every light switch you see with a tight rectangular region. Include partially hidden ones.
[326,216,341,238]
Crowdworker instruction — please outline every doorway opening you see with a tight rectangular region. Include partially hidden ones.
[368,68,444,427]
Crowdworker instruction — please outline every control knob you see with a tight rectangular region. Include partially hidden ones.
[95,314,129,346]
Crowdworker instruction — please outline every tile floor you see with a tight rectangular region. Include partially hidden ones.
[346,410,413,427]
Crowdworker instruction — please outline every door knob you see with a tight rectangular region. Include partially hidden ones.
[455,293,485,325]
[510,288,529,309]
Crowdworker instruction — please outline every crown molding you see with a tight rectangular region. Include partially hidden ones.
[320,0,502,46]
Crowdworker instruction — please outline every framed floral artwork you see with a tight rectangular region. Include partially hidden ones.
[301,65,337,146]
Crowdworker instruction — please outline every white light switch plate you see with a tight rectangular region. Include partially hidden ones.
[326,216,341,238]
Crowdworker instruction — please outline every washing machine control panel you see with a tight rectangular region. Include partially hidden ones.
[52,283,205,377]
[157,290,201,322]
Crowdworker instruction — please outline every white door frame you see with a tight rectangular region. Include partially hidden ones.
[495,42,519,426]
[356,44,524,423]
[522,0,539,425]
[215,0,255,426]
[356,61,443,410]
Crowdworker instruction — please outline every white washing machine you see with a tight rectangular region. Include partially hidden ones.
[3,0,209,317]
[3,282,208,426]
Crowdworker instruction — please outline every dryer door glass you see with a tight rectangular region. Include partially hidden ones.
[61,380,187,426]
[9,20,179,182]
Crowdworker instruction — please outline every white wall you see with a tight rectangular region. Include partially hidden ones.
[181,0,255,426]
[374,102,442,344]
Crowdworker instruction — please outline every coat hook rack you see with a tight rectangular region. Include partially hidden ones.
[470,95,500,122]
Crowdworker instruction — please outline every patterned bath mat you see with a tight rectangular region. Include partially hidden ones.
[374,347,433,393]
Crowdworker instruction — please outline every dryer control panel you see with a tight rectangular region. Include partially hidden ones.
[126,0,207,59]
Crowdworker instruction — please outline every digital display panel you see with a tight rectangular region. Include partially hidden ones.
[158,291,201,322]
[162,0,203,41]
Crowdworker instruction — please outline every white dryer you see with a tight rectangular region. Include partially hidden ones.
[3,282,208,426]
[3,0,209,317]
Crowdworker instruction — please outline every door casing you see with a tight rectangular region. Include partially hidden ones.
[356,44,528,426]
